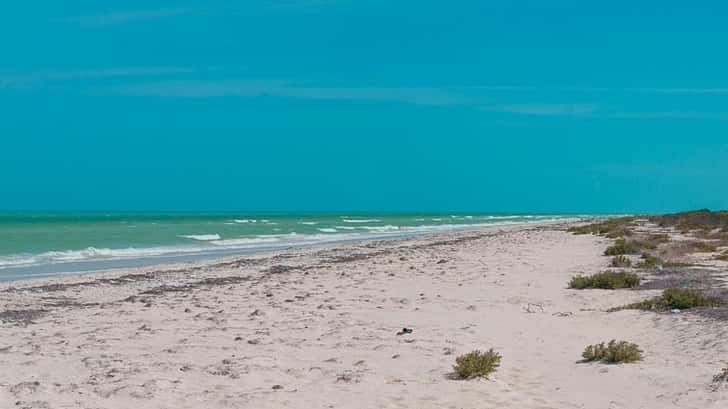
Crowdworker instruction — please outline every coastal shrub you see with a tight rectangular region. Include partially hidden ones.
[686,241,718,253]
[636,253,693,268]
[717,251,728,261]
[637,253,663,269]
[568,218,634,237]
[612,288,724,312]
[605,238,658,256]
[581,340,642,364]
[646,233,671,244]
[452,349,501,379]
[611,255,632,268]
[649,209,728,232]
[569,271,640,290]
[604,228,634,239]
[604,239,635,255]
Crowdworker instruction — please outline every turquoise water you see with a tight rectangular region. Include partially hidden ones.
[0,212,583,281]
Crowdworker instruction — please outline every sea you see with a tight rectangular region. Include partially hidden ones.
[0,212,590,281]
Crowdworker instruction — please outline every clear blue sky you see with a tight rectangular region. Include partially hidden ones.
[2,1,727,213]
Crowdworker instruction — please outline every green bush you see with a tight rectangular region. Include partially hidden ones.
[604,228,634,239]
[646,233,671,244]
[717,251,728,261]
[611,255,632,268]
[636,253,663,268]
[582,340,642,364]
[612,288,724,311]
[604,239,639,255]
[568,218,634,237]
[679,241,719,253]
[568,271,640,290]
[649,209,728,232]
[605,238,659,256]
[636,253,691,268]
[453,349,501,379]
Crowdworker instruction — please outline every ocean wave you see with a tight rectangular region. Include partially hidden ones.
[299,221,318,225]
[0,216,581,272]
[341,219,381,223]
[0,254,38,268]
[233,219,257,224]
[209,237,281,246]
[357,225,401,232]
[179,234,221,241]
[0,245,211,269]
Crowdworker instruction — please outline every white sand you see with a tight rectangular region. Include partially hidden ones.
[2,222,728,408]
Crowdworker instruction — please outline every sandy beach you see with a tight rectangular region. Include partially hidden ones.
[2,220,728,409]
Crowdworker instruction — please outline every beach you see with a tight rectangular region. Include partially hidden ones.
[2,220,728,408]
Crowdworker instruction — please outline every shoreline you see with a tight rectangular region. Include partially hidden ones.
[0,219,580,285]
[2,218,727,408]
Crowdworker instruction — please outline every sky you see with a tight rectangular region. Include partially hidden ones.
[1,0,728,213]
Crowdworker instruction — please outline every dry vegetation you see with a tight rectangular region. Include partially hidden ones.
[567,217,636,237]
[648,209,728,233]
[610,288,725,312]
[452,349,502,380]
[610,255,632,268]
[570,210,728,387]
[581,340,643,364]
[569,271,640,290]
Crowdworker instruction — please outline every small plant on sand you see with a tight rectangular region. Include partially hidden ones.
[611,255,632,268]
[716,251,728,262]
[610,288,724,312]
[581,340,642,364]
[453,349,501,379]
[568,271,640,290]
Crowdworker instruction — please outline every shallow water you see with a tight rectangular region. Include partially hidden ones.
[0,212,588,280]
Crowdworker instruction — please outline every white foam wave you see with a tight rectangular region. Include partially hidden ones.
[209,237,280,246]
[357,225,401,232]
[0,245,212,269]
[299,221,318,225]
[179,234,221,241]
[0,216,581,272]
[341,219,381,223]
[233,219,257,224]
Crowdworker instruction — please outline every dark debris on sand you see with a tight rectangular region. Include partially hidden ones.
[0,309,47,326]
[638,267,721,291]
